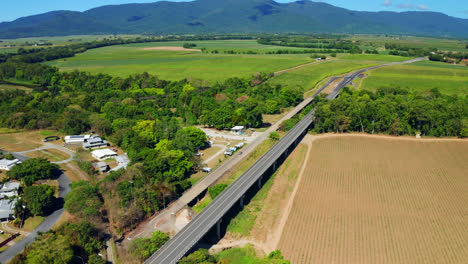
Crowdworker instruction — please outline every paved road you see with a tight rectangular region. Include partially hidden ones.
[144,57,427,264]
[0,151,71,263]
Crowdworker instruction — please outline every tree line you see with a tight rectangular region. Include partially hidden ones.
[258,37,363,54]
[312,87,468,137]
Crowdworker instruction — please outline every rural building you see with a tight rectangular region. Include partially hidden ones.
[91,149,117,160]
[83,136,109,149]
[0,198,17,222]
[0,182,20,199]
[93,162,109,173]
[231,126,246,135]
[0,159,21,171]
[64,135,91,144]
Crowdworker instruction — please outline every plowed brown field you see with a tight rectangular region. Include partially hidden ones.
[278,135,468,264]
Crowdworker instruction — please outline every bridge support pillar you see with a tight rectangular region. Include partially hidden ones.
[258,177,263,189]
[216,219,223,240]
[240,195,245,208]
[273,162,276,171]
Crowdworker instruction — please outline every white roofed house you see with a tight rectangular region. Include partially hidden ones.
[92,149,117,161]
[0,159,21,171]
[64,135,91,144]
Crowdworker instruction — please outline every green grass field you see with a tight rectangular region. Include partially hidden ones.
[46,40,314,83]
[347,35,468,52]
[359,60,468,95]
[267,54,411,91]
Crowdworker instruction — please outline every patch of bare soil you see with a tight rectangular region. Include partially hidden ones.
[142,47,201,52]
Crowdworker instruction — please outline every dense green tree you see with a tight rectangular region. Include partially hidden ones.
[175,127,207,148]
[90,113,112,135]
[7,158,59,186]
[25,233,74,264]
[23,185,56,216]
[178,249,216,264]
[57,222,103,255]
[64,181,103,220]
[131,231,169,261]
[62,108,90,135]
[269,131,280,141]
[264,99,280,114]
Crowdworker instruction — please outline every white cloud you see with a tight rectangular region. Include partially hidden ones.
[396,3,414,9]
[395,3,429,11]
[382,0,392,7]
[417,4,428,10]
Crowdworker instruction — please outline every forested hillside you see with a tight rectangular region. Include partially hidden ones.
[1,0,468,38]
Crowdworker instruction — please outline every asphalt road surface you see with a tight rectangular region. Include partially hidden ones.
[144,57,426,264]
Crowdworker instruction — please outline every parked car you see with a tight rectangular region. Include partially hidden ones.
[224,151,233,156]
[202,167,212,173]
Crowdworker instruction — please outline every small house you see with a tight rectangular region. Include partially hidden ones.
[92,149,117,161]
[93,162,109,173]
[0,198,16,222]
[0,159,21,171]
[231,126,245,135]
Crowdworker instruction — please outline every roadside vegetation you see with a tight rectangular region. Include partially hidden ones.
[180,246,290,264]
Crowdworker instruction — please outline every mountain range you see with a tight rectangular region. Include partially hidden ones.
[1,0,468,39]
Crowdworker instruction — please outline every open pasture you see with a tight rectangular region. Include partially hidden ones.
[46,40,313,83]
[360,60,468,95]
[278,135,468,264]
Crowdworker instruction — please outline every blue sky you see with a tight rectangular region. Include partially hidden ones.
[1,0,467,22]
